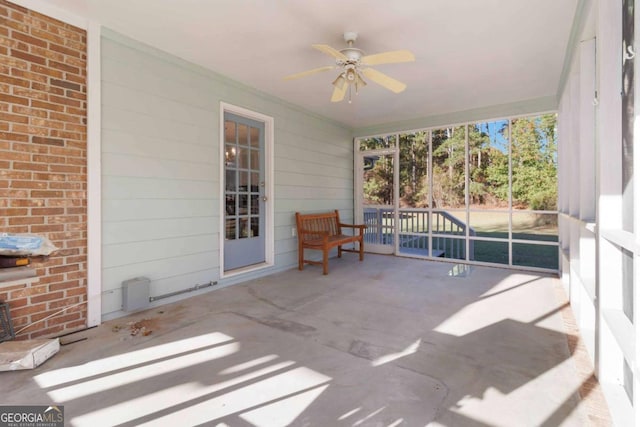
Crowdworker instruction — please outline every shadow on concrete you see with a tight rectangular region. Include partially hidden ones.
[1,255,588,426]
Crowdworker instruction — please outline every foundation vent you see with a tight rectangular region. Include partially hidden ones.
[122,277,151,312]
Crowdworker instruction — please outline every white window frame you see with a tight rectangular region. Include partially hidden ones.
[354,112,559,273]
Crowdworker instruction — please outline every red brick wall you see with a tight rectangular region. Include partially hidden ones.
[0,0,88,339]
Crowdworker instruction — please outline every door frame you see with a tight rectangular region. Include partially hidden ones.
[354,144,400,255]
[219,102,274,278]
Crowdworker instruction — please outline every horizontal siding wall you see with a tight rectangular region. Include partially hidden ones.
[100,30,352,318]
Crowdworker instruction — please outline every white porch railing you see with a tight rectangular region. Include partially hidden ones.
[363,207,475,259]
[363,206,394,246]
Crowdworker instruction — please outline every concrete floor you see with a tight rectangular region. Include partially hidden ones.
[2,255,601,426]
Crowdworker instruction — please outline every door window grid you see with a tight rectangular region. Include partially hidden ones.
[225,120,261,241]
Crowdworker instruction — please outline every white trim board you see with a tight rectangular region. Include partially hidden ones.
[86,21,102,327]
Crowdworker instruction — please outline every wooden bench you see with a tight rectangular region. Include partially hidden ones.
[295,210,366,275]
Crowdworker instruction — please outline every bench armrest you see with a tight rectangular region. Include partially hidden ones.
[338,223,366,229]
[338,223,367,235]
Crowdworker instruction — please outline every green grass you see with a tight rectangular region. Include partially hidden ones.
[399,235,558,269]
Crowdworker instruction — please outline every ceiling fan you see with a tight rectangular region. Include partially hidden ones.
[284,32,415,103]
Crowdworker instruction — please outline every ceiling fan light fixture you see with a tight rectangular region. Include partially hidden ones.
[286,32,415,103]
[332,74,346,90]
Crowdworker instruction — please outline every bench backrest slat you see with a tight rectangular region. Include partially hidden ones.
[296,210,342,241]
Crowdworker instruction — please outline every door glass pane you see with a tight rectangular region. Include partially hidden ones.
[251,217,260,237]
[224,169,237,191]
[239,195,248,215]
[250,148,259,170]
[238,147,249,169]
[239,171,249,192]
[239,218,249,239]
[225,170,236,192]
[225,144,236,167]
[251,195,259,214]
[225,195,236,216]
[251,172,259,191]
[250,126,260,148]
[238,124,249,146]
[225,219,236,240]
[224,120,236,143]
[432,126,466,209]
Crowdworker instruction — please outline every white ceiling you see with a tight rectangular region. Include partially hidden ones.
[47,0,578,129]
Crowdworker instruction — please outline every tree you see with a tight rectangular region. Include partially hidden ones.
[363,155,394,205]
[432,127,466,208]
[468,124,490,205]
[510,114,557,210]
[399,131,428,207]
[358,114,557,212]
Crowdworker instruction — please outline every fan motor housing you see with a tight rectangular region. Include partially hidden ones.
[339,48,364,64]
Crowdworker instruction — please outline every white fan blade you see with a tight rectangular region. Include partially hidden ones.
[361,68,407,93]
[362,50,415,66]
[312,44,348,61]
[331,78,347,102]
[284,65,335,80]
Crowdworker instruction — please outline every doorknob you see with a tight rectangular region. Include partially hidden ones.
[262,196,268,201]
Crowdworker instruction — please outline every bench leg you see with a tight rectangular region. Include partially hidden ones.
[322,250,329,275]
[359,239,364,261]
[338,245,342,258]
[298,243,304,271]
